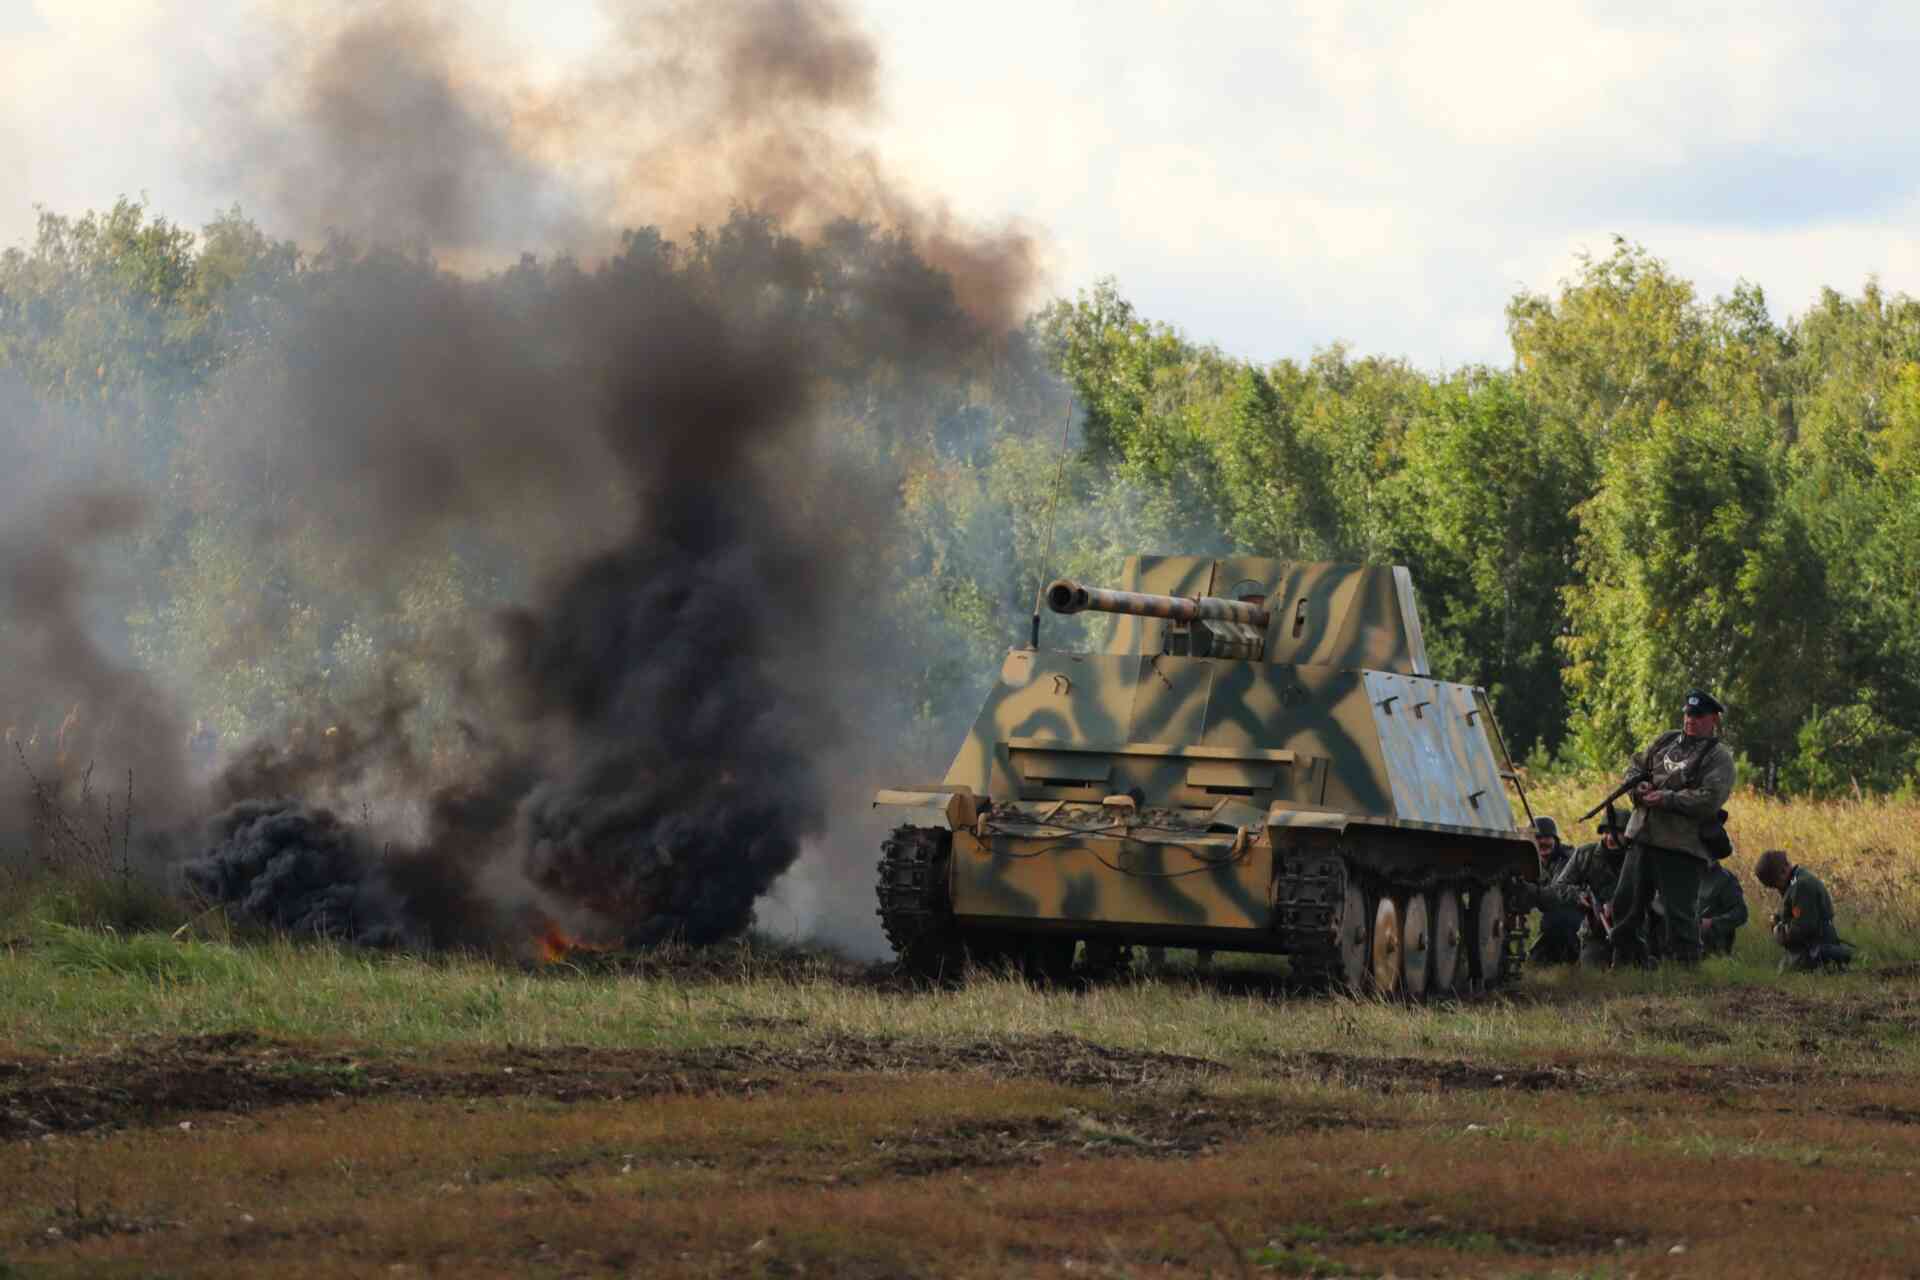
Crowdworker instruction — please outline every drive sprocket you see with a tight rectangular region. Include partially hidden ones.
[875,824,964,979]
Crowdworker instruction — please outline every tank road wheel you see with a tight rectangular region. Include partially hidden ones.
[1401,893,1434,1000]
[1430,889,1465,997]
[1370,893,1404,996]
[1333,879,1371,991]
[1467,883,1507,988]
[876,825,963,979]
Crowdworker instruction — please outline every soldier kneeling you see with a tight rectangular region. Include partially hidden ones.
[1695,860,1748,957]
[1534,805,1633,969]
[1527,815,1583,965]
[1754,849,1854,973]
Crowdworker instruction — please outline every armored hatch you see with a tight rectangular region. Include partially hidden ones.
[874,556,1535,995]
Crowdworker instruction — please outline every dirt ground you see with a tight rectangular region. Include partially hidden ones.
[0,1030,1230,1141]
[5,1010,1920,1278]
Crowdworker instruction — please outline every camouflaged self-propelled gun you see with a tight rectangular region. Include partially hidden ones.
[874,557,1535,995]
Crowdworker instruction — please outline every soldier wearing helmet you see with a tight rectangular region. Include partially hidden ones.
[1535,804,1633,968]
[1754,849,1852,972]
[1527,815,1582,965]
[1604,689,1737,967]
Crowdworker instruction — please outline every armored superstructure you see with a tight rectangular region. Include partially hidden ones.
[875,557,1535,995]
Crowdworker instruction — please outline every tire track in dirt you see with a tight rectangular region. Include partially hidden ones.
[0,1030,1227,1138]
[1,1026,1886,1141]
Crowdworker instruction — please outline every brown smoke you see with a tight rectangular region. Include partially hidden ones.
[225,0,1038,328]
[221,4,594,257]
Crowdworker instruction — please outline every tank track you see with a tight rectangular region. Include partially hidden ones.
[1273,844,1346,981]
[875,824,963,978]
[877,824,1529,993]
[1275,844,1529,993]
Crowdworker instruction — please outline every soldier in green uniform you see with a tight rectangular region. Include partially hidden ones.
[1754,848,1853,972]
[1606,689,1737,967]
[1694,861,1748,957]
[1536,805,1632,968]
[1528,815,1583,964]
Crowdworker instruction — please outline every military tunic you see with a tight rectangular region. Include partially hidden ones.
[1608,731,1737,966]
[1539,839,1630,968]
[1621,732,1737,860]
[1772,866,1848,971]
[1530,840,1583,964]
[1695,864,1748,956]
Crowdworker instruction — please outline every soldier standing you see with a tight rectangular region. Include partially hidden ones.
[1605,689,1736,968]
[1754,849,1853,972]
[1536,805,1632,968]
[1527,815,1582,965]
[1694,861,1749,957]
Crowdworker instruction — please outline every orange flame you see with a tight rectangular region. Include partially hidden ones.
[536,922,612,964]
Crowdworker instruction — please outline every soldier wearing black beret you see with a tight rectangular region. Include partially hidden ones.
[1604,689,1737,967]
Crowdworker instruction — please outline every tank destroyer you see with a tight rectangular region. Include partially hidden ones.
[874,556,1535,995]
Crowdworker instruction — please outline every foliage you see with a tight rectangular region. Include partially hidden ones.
[4,206,1920,792]
[1392,371,1583,754]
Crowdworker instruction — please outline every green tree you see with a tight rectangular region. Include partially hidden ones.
[1508,236,1709,450]
[1392,371,1582,755]
[1560,406,1828,777]
[1211,366,1339,558]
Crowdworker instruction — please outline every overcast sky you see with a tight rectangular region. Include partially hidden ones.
[4,0,1918,368]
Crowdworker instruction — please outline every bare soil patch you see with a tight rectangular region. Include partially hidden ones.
[868,1092,1368,1180]
[0,1030,1226,1139]
[1258,1047,1821,1097]
[8,1020,1889,1142]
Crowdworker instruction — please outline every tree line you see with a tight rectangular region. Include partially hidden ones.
[3,203,1916,795]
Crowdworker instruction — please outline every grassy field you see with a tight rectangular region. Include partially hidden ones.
[3,919,1919,1278]
[2,784,1917,1277]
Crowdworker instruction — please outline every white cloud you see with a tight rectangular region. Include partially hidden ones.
[4,0,1918,366]
[861,0,1920,363]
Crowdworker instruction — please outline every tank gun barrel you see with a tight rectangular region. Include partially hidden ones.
[1045,578,1270,629]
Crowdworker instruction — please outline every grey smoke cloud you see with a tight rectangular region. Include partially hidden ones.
[202,0,1036,327]
[148,0,1034,952]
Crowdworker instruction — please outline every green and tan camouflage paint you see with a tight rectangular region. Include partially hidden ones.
[878,557,1531,945]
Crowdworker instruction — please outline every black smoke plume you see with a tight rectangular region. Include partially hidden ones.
[184,801,416,946]
[170,0,1033,950]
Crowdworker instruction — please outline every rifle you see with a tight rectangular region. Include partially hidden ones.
[1577,890,1613,940]
[1578,767,1649,823]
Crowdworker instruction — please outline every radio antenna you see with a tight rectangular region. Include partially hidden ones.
[1029,394,1075,648]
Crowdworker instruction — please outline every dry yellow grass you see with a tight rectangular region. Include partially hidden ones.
[1526,775,1920,934]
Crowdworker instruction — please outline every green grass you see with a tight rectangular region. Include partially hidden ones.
[3,921,1916,1076]
[37,922,251,984]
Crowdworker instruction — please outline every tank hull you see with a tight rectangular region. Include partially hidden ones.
[874,556,1538,994]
